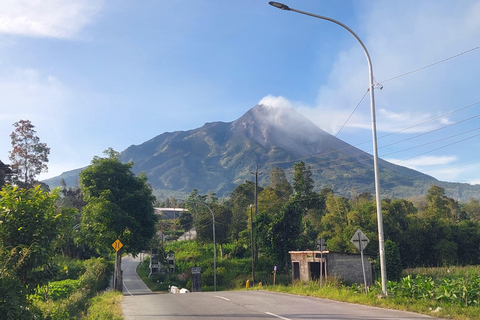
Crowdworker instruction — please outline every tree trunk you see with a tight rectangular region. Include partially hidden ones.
[114,249,123,292]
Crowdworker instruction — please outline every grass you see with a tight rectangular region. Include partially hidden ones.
[403,265,480,279]
[259,275,480,320]
[83,291,124,320]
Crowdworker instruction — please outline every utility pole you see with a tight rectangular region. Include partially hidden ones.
[250,165,262,262]
[250,204,255,286]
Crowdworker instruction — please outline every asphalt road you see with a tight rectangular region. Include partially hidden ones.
[122,255,152,295]
[121,256,443,320]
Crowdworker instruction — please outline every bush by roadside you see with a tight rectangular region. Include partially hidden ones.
[30,257,114,319]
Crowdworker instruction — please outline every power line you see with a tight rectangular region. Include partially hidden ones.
[389,133,480,165]
[379,45,480,84]
[425,159,480,175]
[263,111,480,172]
[381,128,480,157]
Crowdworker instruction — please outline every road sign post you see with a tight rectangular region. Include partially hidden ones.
[112,239,124,292]
[350,229,369,294]
[316,238,326,288]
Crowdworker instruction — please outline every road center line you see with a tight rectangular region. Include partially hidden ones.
[214,295,231,301]
[265,312,291,320]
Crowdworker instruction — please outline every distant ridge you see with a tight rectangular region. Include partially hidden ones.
[44,104,480,201]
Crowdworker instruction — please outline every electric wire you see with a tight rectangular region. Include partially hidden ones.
[263,111,480,172]
[379,45,480,84]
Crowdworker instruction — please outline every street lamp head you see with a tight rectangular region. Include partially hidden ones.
[269,1,290,10]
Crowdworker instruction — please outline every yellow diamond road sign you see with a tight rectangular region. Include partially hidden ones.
[112,239,123,251]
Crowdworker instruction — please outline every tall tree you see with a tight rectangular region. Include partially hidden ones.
[226,181,256,244]
[293,161,314,197]
[8,120,50,188]
[269,166,292,198]
[268,200,303,270]
[179,211,193,233]
[79,148,157,256]
[462,198,480,221]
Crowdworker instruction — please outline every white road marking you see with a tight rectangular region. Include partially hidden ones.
[265,311,292,320]
[215,295,231,301]
[123,282,133,296]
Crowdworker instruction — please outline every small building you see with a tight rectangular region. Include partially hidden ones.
[149,248,160,277]
[289,250,373,286]
[154,208,188,220]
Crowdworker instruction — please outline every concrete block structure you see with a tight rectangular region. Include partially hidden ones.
[289,251,373,286]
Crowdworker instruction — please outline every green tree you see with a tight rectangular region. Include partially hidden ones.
[179,211,193,233]
[268,200,303,270]
[0,185,71,287]
[57,179,90,258]
[293,161,314,197]
[79,149,157,256]
[319,191,352,252]
[8,120,50,188]
[454,220,480,265]
[226,181,256,244]
[462,197,480,221]
[255,187,288,254]
[269,166,292,198]
[384,240,402,281]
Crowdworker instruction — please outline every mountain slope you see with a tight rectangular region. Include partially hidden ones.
[44,104,480,201]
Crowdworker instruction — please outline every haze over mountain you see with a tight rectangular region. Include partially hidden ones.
[45,104,480,201]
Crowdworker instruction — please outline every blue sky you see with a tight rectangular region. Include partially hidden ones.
[1,0,479,187]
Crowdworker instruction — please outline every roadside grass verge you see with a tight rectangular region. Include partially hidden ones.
[84,291,124,320]
[260,278,480,320]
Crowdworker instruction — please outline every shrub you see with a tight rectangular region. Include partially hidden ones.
[385,240,402,282]
[46,279,82,301]
[79,257,113,293]
[0,275,33,320]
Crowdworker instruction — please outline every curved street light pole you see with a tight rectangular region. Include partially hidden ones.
[269,1,387,296]
[195,202,217,291]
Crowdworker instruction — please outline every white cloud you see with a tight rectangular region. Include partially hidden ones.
[0,0,104,39]
[386,155,457,168]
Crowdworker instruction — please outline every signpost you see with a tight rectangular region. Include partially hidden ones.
[191,266,202,292]
[112,239,123,292]
[273,266,277,285]
[350,229,369,294]
[316,238,326,288]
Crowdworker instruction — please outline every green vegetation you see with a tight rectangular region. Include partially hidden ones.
[84,291,124,320]
[1,121,153,319]
[29,257,114,319]
[138,240,291,292]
